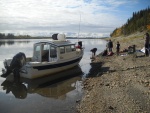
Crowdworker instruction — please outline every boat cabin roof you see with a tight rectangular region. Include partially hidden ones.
[35,40,75,47]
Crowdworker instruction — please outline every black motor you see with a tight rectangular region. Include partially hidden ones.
[10,52,26,70]
[2,52,26,82]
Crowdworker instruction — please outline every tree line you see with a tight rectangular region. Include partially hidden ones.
[110,7,150,37]
[0,33,31,39]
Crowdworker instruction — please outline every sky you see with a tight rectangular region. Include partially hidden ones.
[0,0,150,37]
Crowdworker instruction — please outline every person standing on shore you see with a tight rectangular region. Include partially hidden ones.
[116,41,120,56]
[108,40,113,52]
[144,33,150,56]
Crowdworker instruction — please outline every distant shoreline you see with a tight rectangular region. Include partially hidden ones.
[0,37,109,39]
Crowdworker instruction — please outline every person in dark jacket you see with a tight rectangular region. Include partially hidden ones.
[116,41,120,56]
[144,33,150,56]
[107,40,113,52]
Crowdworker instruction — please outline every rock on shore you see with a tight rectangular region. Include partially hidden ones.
[77,32,150,113]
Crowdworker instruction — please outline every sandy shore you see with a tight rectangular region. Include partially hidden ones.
[77,32,150,113]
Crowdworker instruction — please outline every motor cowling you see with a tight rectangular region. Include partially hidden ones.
[10,52,26,70]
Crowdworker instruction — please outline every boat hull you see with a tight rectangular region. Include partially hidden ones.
[20,56,82,79]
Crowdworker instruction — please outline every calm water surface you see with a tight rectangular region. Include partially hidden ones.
[0,39,106,113]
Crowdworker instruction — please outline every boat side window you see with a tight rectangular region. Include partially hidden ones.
[50,46,57,58]
[71,45,75,51]
[60,46,65,54]
[66,46,72,52]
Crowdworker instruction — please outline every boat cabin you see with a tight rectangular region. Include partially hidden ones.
[32,41,77,62]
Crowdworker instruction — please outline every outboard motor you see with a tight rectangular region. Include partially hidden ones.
[10,52,26,70]
[2,52,26,82]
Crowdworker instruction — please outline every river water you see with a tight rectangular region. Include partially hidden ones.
[0,38,106,113]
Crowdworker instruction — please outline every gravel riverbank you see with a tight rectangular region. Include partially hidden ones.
[77,32,150,113]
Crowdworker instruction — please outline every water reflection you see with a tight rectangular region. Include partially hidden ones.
[0,40,30,46]
[86,62,110,78]
[1,66,83,99]
[86,62,103,77]
[1,80,27,99]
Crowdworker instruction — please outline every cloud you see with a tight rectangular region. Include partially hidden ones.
[0,0,140,37]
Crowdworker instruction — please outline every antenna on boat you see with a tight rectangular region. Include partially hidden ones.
[77,13,81,41]
[77,12,83,49]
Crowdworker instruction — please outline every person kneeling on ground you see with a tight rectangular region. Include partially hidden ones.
[90,48,97,58]
[102,49,108,56]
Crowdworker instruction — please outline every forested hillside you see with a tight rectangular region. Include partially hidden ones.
[110,7,150,37]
